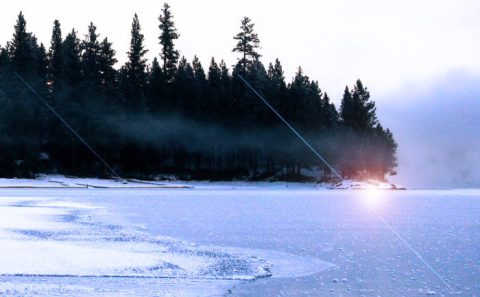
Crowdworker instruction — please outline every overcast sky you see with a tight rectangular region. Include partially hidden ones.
[1,0,479,187]
[1,0,479,99]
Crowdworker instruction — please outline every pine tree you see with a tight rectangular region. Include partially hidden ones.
[123,14,148,111]
[287,67,310,125]
[218,59,231,123]
[61,30,82,85]
[49,20,63,81]
[173,56,195,115]
[382,128,398,176]
[319,93,338,128]
[9,12,35,75]
[340,86,353,126]
[341,80,377,131]
[207,57,221,117]
[208,58,221,85]
[0,46,8,69]
[159,3,180,81]
[98,37,117,91]
[366,124,398,179]
[233,17,261,73]
[82,22,101,83]
[192,56,206,82]
[146,57,166,112]
[267,58,287,114]
[36,43,48,80]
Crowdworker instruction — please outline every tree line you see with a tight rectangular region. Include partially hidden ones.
[0,4,397,181]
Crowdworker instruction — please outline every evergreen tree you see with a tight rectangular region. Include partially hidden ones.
[207,58,221,117]
[382,128,398,176]
[340,86,353,126]
[192,56,206,82]
[267,59,286,90]
[82,22,101,83]
[218,59,231,123]
[208,58,221,85]
[319,93,338,128]
[146,57,166,112]
[9,12,35,75]
[192,55,207,116]
[0,46,9,69]
[159,3,180,81]
[123,14,148,111]
[36,42,48,80]
[49,20,63,81]
[98,37,117,92]
[341,80,377,131]
[173,56,195,115]
[233,17,261,73]
[61,30,82,85]
[366,124,398,179]
[0,9,398,181]
[267,58,287,114]
[287,67,311,126]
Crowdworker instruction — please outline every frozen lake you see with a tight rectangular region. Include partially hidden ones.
[0,184,479,296]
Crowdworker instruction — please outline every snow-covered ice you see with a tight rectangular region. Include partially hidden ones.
[0,182,478,296]
[0,186,334,296]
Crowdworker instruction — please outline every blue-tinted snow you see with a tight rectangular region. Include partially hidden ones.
[0,185,479,296]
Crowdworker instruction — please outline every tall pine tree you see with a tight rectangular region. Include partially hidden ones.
[159,3,179,81]
[123,14,148,111]
[82,22,101,84]
[233,17,261,73]
[49,20,63,82]
[61,30,82,85]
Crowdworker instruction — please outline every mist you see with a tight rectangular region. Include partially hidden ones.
[378,70,480,188]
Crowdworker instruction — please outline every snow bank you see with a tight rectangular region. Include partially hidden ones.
[0,174,405,190]
[0,175,190,189]
[328,180,406,190]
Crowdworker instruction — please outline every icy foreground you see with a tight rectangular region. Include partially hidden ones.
[0,191,333,296]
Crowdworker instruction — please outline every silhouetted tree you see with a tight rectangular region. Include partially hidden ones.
[0,10,398,181]
[233,17,261,73]
[82,22,101,84]
[61,30,82,85]
[122,14,148,111]
[159,3,179,81]
[98,37,117,94]
[49,20,63,82]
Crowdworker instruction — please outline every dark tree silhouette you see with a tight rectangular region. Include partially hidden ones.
[159,3,179,81]
[122,14,148,111]
[0,9,398,182]
[233,17,261,73]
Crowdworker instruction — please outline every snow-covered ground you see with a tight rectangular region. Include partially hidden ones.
[0,175,192,188]
[0,175,404,190]
[0,183,478,296]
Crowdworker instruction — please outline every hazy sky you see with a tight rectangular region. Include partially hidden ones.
[1,0,479,187]
[1,0,479,100]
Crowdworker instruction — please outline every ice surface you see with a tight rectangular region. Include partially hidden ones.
[0,197,278,279]
[0,190,334,296]
[1,185,478,296]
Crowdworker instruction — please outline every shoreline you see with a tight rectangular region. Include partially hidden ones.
[0,175,406,190]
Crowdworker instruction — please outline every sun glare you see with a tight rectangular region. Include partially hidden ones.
[362,188,384,209]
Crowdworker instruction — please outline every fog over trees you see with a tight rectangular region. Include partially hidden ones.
[0,5,397,181]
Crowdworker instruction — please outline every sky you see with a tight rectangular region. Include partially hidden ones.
[1,0,479,187]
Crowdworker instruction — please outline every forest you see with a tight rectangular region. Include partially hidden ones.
[0,4,397,181]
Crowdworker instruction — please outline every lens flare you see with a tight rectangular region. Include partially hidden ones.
[362,188,384,209]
